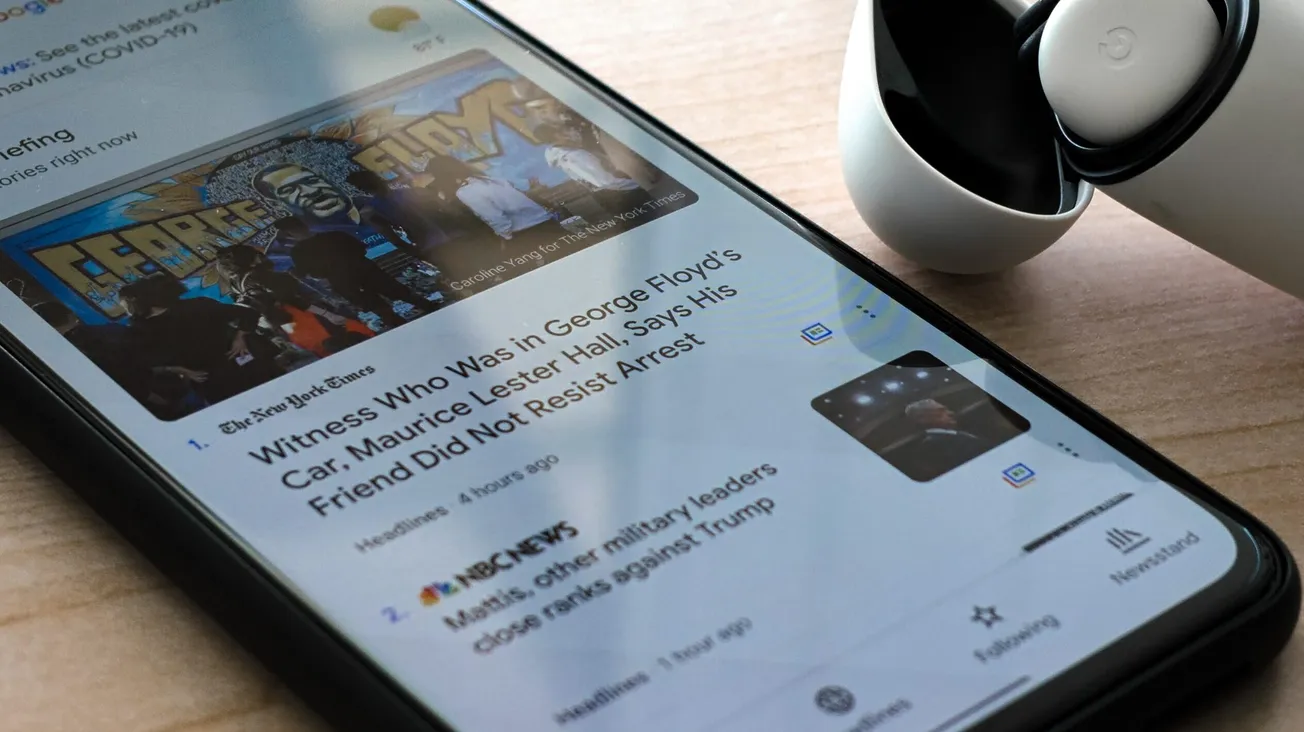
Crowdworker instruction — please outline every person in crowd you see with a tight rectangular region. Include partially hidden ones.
[31,299,191,417]
[424,154,568,250]
[535,123,652,216]
[902,398,991,468]
[346,169,451,252]
[118,275,286,408]
[216,245,374,358]
[346,170,499,291]
[510,78,661,191]
[511,78,601,149]
[272,217,426,329]
[593,127,661,192]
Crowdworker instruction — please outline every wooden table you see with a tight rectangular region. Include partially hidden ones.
[2,0,1302,729]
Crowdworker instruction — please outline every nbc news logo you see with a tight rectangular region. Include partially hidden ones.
[419,581,461,606]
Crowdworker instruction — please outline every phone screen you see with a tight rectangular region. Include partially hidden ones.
[0,1,1255,730]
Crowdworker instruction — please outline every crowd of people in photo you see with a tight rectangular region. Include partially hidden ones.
[25,83,669,419]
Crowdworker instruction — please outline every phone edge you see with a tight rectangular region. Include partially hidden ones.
[0,2,1293,730]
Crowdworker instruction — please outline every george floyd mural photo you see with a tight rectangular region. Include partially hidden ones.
[0,49,699,420]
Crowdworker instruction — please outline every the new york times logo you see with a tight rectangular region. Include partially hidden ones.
[0,1,65,24]
[454,521,580,588]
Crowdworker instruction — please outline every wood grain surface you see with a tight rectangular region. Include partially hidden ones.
[2,0,1302,729]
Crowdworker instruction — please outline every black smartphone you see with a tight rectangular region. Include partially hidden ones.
[0,1,1296,730]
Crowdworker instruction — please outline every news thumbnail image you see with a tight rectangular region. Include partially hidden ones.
[812,352,1030,482]
[0,50,698,421]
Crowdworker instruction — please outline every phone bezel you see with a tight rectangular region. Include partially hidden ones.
[0,1,1296,730]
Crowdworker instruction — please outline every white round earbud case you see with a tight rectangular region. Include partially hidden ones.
[839,0,1092,275]
[840,0,1304,302]
[1039,0,1221,146]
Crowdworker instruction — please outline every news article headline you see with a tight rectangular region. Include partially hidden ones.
[0,1,237,105]
[445,469,778,664]
[235,248,747,518]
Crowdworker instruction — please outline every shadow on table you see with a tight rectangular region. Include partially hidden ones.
[903,265,1051,318]
[1148,659,1287,732]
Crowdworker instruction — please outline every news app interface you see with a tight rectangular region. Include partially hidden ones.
[0,2,1240,730]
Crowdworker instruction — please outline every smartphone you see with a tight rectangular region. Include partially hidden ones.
[0,1,1296,730]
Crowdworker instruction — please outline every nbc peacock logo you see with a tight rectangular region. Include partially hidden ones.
[419,581,461,606]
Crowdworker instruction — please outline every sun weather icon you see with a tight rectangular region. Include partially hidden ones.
[369,6,433,37]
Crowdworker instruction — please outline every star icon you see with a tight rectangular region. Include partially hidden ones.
[971,606,1003,628]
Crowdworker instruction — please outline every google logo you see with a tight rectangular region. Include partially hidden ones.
[0,0,64,23]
